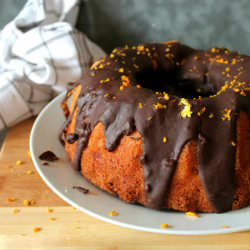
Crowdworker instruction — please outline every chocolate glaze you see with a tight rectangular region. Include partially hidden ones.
[66,133,79,144]
[60,42,249,212]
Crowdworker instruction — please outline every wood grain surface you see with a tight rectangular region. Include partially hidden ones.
[0,118,67,207]
[0,206,249,250]
[0,118,249,250]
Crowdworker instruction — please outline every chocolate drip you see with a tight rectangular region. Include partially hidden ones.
[60,42,249,212]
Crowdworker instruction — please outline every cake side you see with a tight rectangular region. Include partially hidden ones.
[60,42,250,212]
[63,85,250,212]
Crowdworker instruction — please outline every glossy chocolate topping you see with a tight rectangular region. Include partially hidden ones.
[60,42,249,212]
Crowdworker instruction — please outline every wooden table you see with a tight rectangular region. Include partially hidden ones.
[0,118,249,250]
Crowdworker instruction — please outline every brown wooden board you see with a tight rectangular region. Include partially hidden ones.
[0,118,67,207]
[0,118,249,249]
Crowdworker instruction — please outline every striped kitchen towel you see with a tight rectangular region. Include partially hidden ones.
[0,0,105,130]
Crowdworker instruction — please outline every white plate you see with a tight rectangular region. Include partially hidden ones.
[30,92,250,235]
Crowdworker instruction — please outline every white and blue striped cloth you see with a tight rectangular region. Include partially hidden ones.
[0,0,105,130]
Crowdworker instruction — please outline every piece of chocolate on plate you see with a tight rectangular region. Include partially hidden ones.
[73,186,89,194]
[39,150,59,162]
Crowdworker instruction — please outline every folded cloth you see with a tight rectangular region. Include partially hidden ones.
[0,0,105,130]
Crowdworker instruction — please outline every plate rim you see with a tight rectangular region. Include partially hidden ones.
[30,92,250,235]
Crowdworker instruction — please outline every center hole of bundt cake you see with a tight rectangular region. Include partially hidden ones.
[135,69,215,98]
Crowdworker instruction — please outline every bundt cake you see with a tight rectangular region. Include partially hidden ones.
[60,41,250,213]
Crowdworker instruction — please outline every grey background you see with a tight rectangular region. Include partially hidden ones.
[0,0,249,54]
[0,0,249,146]
[77,0,250,54]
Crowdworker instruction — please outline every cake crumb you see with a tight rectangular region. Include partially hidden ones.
[23,200,30,206]
[160,224,169,229]
[154,102,166,110]
[121,75,131,87]
[12,208,20,214]
[222,108,232,121]
[209,113,214,119]
[163,137,167,143]
[49,217,56,221]
[137,45,144,51]
[16,160,23,165]
[211,48,216,53]
[186,212,199,218]
[222,225,229,229]
[7,197,15,202]
[109,210,117,216]
[179,98,193,118]
[197,107,206,116]
[163,92,170,100]
[47,207,53,213]
[33,227,41,233]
